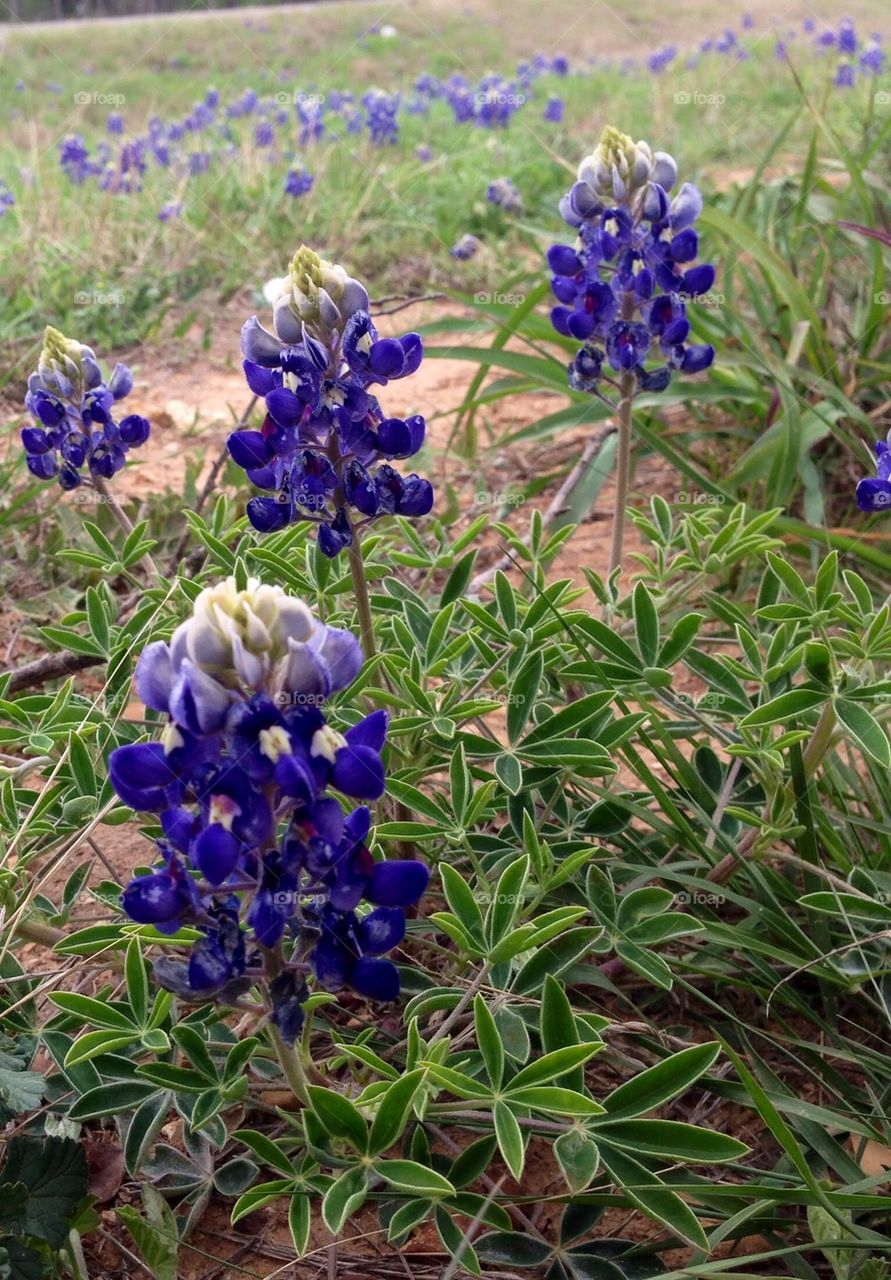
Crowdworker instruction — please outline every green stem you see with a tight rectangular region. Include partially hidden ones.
[607,368,637,581]
[268,1022,310,1106]
[92,474,160,581]
[347,525,376,660]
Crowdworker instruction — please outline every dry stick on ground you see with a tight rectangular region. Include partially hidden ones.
[467,424,617,594]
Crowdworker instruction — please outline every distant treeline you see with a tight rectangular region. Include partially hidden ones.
[2,0,327,20]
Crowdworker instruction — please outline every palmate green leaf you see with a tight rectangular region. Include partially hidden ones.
[599,1146,708,1249]
[555,1130,600,1193]
[288,1194,311,1258]
[306,1086,368,1152]
[64,1029,141,1066]
[68,1080,159,1122]
[231,1180,296,1224]
[835,698,891,769]
[368,1070,425,1155]
[436,1203,481,1275]
[118,1185,178,1280]
[599,1043,720,1121]
[50,992,135,1032]
[799,891,891,924]
[439,863,485,941]
[740,688,828,728]
[420,1061,493,1102]
[486,853,529,944]
[373,1160,455,1197]
[232,1129,297,1177]
[124,1091,171,1177]
[125,938,149,1027]
[632,582,660,666]
[509,1043,603,1091]
[594,1120,748,1162]
[506,1086,604,1116]
[322,1166,368,1234]
[540,975,584,1090]
[449,1135,498,1189]
[493,1102,525,1180]
[474,995,504,1090]
[476,1230,553,1267]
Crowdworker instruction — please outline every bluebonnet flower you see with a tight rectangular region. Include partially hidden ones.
[284,166,314,198]
[110,580,428,1037]
[544,95,564,123]
[860,40,884,75]
[297,96,326,146]
[158,200,183,222]
[107,112,125,135]
[362,89,400,145]
[647,46,677,73]
[20,327,150,489]
[451,233,481,260]
[0,180,14,217]
[228,246,432,554]
[486,177,523,214]
[59,135,94,185]
[548,126,715,398]
[255,121,275,147]
[856,433,891,512]
[415,144,433,162]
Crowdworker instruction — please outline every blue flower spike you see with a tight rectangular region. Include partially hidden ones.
[110,579,427,1041]
[227,245,432,556]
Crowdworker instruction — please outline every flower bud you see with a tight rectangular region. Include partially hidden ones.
[577,126,654,204]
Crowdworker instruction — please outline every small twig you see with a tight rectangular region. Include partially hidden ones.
[92,474,161,580]
[370,292,447,316]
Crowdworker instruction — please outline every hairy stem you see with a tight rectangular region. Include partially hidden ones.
[347,526,377,659]
[268,1022,310,1106]
[607,368,637,580]
[92,475,161,581]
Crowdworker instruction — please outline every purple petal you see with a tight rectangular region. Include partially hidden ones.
[351,957,400,1001]
[367,860,429,907]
